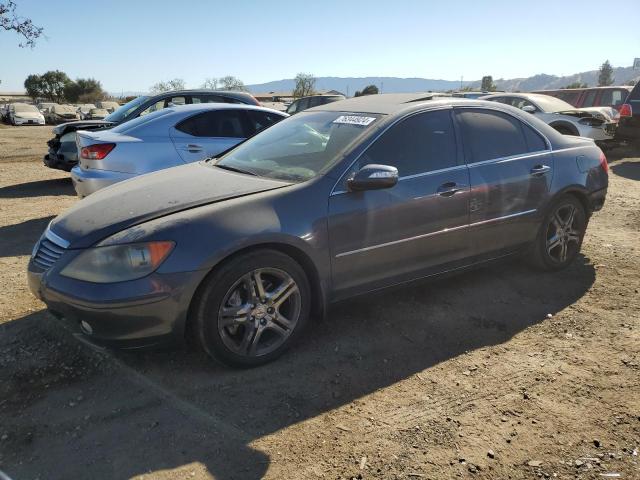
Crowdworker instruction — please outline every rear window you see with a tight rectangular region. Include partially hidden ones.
[600,89,627,108]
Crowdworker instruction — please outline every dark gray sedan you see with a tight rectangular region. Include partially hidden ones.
[28,94,608,367]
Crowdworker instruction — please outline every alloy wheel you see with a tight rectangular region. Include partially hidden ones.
[545,203,582,263]
[217,267,301,357]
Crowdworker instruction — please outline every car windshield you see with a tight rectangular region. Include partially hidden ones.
[530,95,575,113]
[105,96,149,123]
[14,104,38,113]
[215,111,380,182]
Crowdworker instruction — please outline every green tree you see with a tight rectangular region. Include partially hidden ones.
[218,76,245,91]
[0,1,43,47]
[150,78,186,93]
[293,73,316,98]
[354,84,379,97]
[39,70,71,102]
[481,75,496,92]
[24,73,44,100]
[563,81,588,89]
[64,78,105,103]
[598,60,614,86]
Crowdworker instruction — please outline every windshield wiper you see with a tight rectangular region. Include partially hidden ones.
[215,164,258,176]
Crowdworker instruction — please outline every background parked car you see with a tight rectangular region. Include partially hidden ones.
[616,82,640,149]
[97,101,120,113]
[45,104,79,124]
[77,103,97,119]
[37,102,58,114]
[533,86,633,112]
[71,104,287,197]
[285,94,345,114]
[44,89,261,172]
[481,93,615,146]
[84,108,109,120]
[8,103,45,125]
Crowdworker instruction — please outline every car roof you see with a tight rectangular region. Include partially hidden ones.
[149,89,257,101]
[156,103,288,116]
[308,93,497,115]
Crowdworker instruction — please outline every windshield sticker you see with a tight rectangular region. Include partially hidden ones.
[333,115,376,126]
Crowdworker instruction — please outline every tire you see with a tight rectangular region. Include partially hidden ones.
[529,195,587,271]
[193,249,311,367]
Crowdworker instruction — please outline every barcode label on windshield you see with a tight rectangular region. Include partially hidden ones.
[333,115,376,126]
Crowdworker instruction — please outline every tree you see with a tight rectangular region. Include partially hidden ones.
[64,78,106,103]
[293,73,316,98]
[202,77,219,90]
[24,73,44,100]
[563,81,587,89]
[150,78,186,93]
[218,76,246,91]
[625,79,637,87]
[0,1,43,47]
[598,60,614,86]
[480,75,496,92]
[354,84,379,97]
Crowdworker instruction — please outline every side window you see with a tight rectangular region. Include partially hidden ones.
[192,95,242,104]
[455,109,531,162]
[246,110,284,135]
[600,89,625,108]
[521,122,547,152]
[582,90,597,107]
[176,110,248,138]
[286,100,298,114]
[139,100,165,116]
[297,98,310,112]
[361,109,457,177]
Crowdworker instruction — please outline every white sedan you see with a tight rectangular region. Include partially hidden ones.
[9,103,45,125]
[481,93,615,143]
[71,103,287,197]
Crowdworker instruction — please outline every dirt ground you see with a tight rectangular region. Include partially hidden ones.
[0,125,638,480]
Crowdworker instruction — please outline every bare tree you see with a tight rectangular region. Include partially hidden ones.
[202,77,219,90]
[0,1,43,47]
[218,76,246,91]
[293,73,316,98]
[149,78,186,93]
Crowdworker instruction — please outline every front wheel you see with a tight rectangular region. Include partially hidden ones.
[193,250,310,367]
[529,195,587,271]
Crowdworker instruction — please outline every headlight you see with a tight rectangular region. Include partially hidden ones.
[60,241,174,283]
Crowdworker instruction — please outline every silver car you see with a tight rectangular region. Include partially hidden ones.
[481,93,615,143]
[71,104,287,197]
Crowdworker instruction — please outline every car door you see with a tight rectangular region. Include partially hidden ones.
[328,108,471,296]
[454,107,553,256]
[170,109,251,163]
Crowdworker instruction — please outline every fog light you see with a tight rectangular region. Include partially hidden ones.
[80,320,93,335]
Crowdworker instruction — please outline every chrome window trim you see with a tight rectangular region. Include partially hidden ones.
[466,149,550,168]
[334,209,537,258]
[45,228,70,249]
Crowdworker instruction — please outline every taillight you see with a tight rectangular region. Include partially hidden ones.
[619,103,632,117]
[80,143,115,160]
[599,151,609,174]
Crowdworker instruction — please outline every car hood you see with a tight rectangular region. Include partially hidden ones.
[51,162,291,248]
[53,120,116,136]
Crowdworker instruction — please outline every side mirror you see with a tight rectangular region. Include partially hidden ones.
[522,105,536,114]
[347,164,398,192]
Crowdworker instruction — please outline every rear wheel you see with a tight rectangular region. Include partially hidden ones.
[529,195,587,271]
[194,249,310,367]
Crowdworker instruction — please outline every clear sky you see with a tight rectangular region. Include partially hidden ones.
[1,0,639,92]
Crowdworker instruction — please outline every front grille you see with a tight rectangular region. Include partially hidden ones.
[33,232,68,270]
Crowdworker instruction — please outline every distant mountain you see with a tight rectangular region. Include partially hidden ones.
[247,67,639,95]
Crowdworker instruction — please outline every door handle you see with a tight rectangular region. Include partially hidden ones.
[437,182,467,197]
[530,164,551,176]
[187,144,203,152]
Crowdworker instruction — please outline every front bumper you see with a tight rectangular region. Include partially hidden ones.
[71,165,137,197]
[13,117,45,126]
[27,257,207,349]
[577,123,615,142]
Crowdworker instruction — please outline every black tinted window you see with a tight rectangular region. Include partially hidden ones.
[362,109,457,176]
[192,95,242,104]
[176,110,248,138]
[246,110,284,135]
[456,109,530,162]
[522,122,547,151]
[582,90,597,107]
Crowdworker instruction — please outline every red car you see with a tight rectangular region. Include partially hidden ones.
[533,86,632,112]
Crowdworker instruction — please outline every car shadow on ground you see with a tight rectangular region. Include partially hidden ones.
[1,253,596,479]
[610,159,640,181]
[0,178,74,199]
[0,216,54,257]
